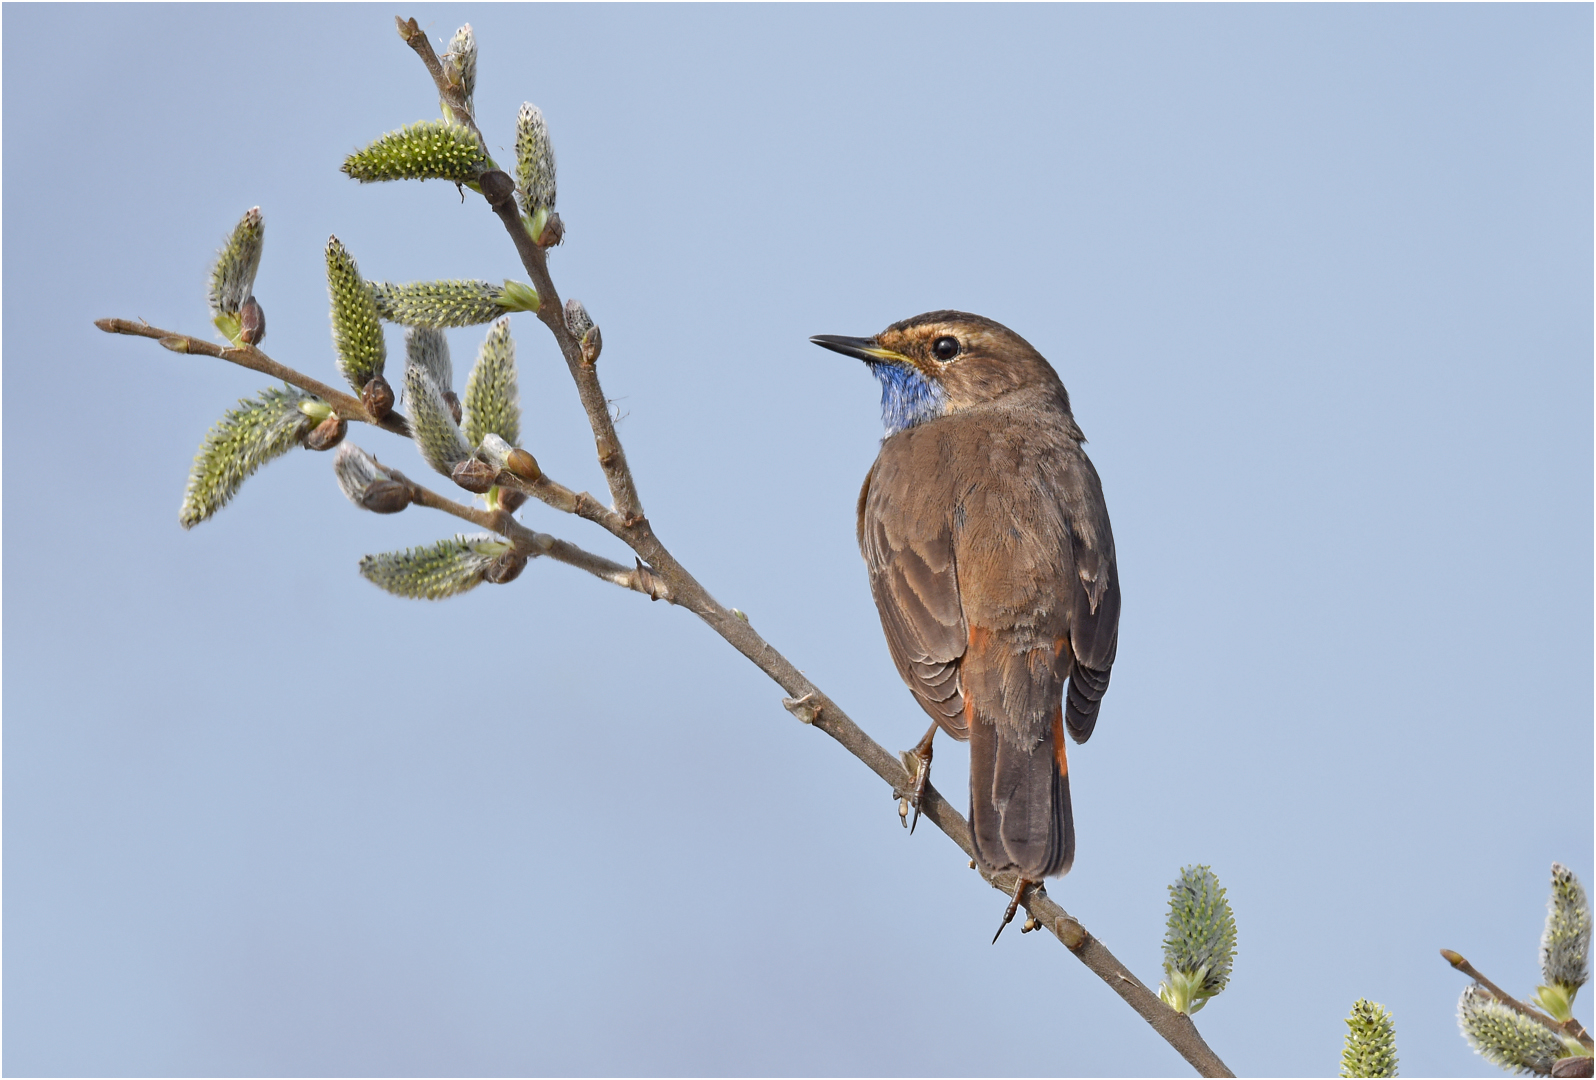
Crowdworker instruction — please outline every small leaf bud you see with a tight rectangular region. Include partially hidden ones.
[298,398,334,422]
[537,211,564,249]
[160,336,190,353]
[497,488,529,513]
[303,415,348,452]
[506,448,541,483]
[451,457,496,493]
[333,442,412,514]
[238,295,266,345]
[362,375,394,421]
[564,299,601,363]
[484,550,528,585]
[361,480,412,514]
[480,168,516,210]
[443,24,476,118]
[498,279,541,313]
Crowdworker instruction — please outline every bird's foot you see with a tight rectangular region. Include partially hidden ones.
[992,877,1038,944]
[897,724,938,833]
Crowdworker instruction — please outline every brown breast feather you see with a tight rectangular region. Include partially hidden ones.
[859,404,1118,748]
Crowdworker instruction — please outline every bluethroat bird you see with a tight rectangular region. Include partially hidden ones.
[813,312,1119,940]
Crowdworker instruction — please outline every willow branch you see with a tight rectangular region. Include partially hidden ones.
[394,16,483,145]
[395,27,1234,1077]
[479,181,644,522]
[94,318,412,437]
[1441,949,1595,1050]
[400,474,656,596]
[94,316,659,598]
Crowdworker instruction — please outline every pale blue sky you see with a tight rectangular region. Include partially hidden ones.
[6,4,1591,1076]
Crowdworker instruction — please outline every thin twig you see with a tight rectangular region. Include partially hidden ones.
[1441,949,1595,1050]
[482,188,645,523]
[394,17,483,145]
[381,469,663,598]
[94,319,410,436]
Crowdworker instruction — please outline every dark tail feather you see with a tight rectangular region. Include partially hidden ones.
[1065,663,1112,743]
[969,718,1074,879]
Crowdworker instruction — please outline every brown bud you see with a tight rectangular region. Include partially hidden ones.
[505,448,542,482]
[479,169,516,210]
[360,479,412,514]
[362,375,394,421]
[497,488,529,513]
[238,295,267,345]
[1554,1058,1596,1079]
[451,457,496,493]
[537,211,565,248]
[484,550,528,585]
[580,324,602,365]
[443,389,463,426]
[303,416,347,451]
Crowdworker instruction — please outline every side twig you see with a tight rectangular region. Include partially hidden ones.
[94,318,410,437]
[1441,949,1595,1051]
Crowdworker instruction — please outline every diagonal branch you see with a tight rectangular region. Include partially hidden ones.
[388,27,1234,1076]
[1441,949,1595,1051]
[480,179,645,523]
[400,472,662,598]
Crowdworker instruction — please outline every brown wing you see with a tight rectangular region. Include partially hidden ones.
[857,455,970,740]
[1059,451,1118,743]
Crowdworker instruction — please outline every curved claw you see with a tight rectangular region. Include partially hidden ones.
[904,722,938,835]
[993,878,1034,944]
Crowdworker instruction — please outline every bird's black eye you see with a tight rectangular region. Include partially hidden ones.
[932,336,960,361]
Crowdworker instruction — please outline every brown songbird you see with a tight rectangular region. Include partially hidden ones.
[812,312,1119,939]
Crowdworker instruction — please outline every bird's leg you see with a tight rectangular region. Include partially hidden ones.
[992,877,1036,944]
[901,721,938,834]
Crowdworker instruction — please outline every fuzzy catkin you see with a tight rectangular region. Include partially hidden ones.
[342,120,489,184]
[207,207,264,321]
[325,236,386,391]
[359,535,508,600]
[464,317,520,449]
[180,386,315,528]
[1340,999,1398,1078]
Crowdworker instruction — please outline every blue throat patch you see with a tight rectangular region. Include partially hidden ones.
[871,362,946,437]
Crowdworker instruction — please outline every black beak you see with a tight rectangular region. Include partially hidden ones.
[810,334,883,363]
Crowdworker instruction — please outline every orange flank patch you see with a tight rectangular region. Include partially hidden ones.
[1053,635,1069,659]
[1051,706,1069,776]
